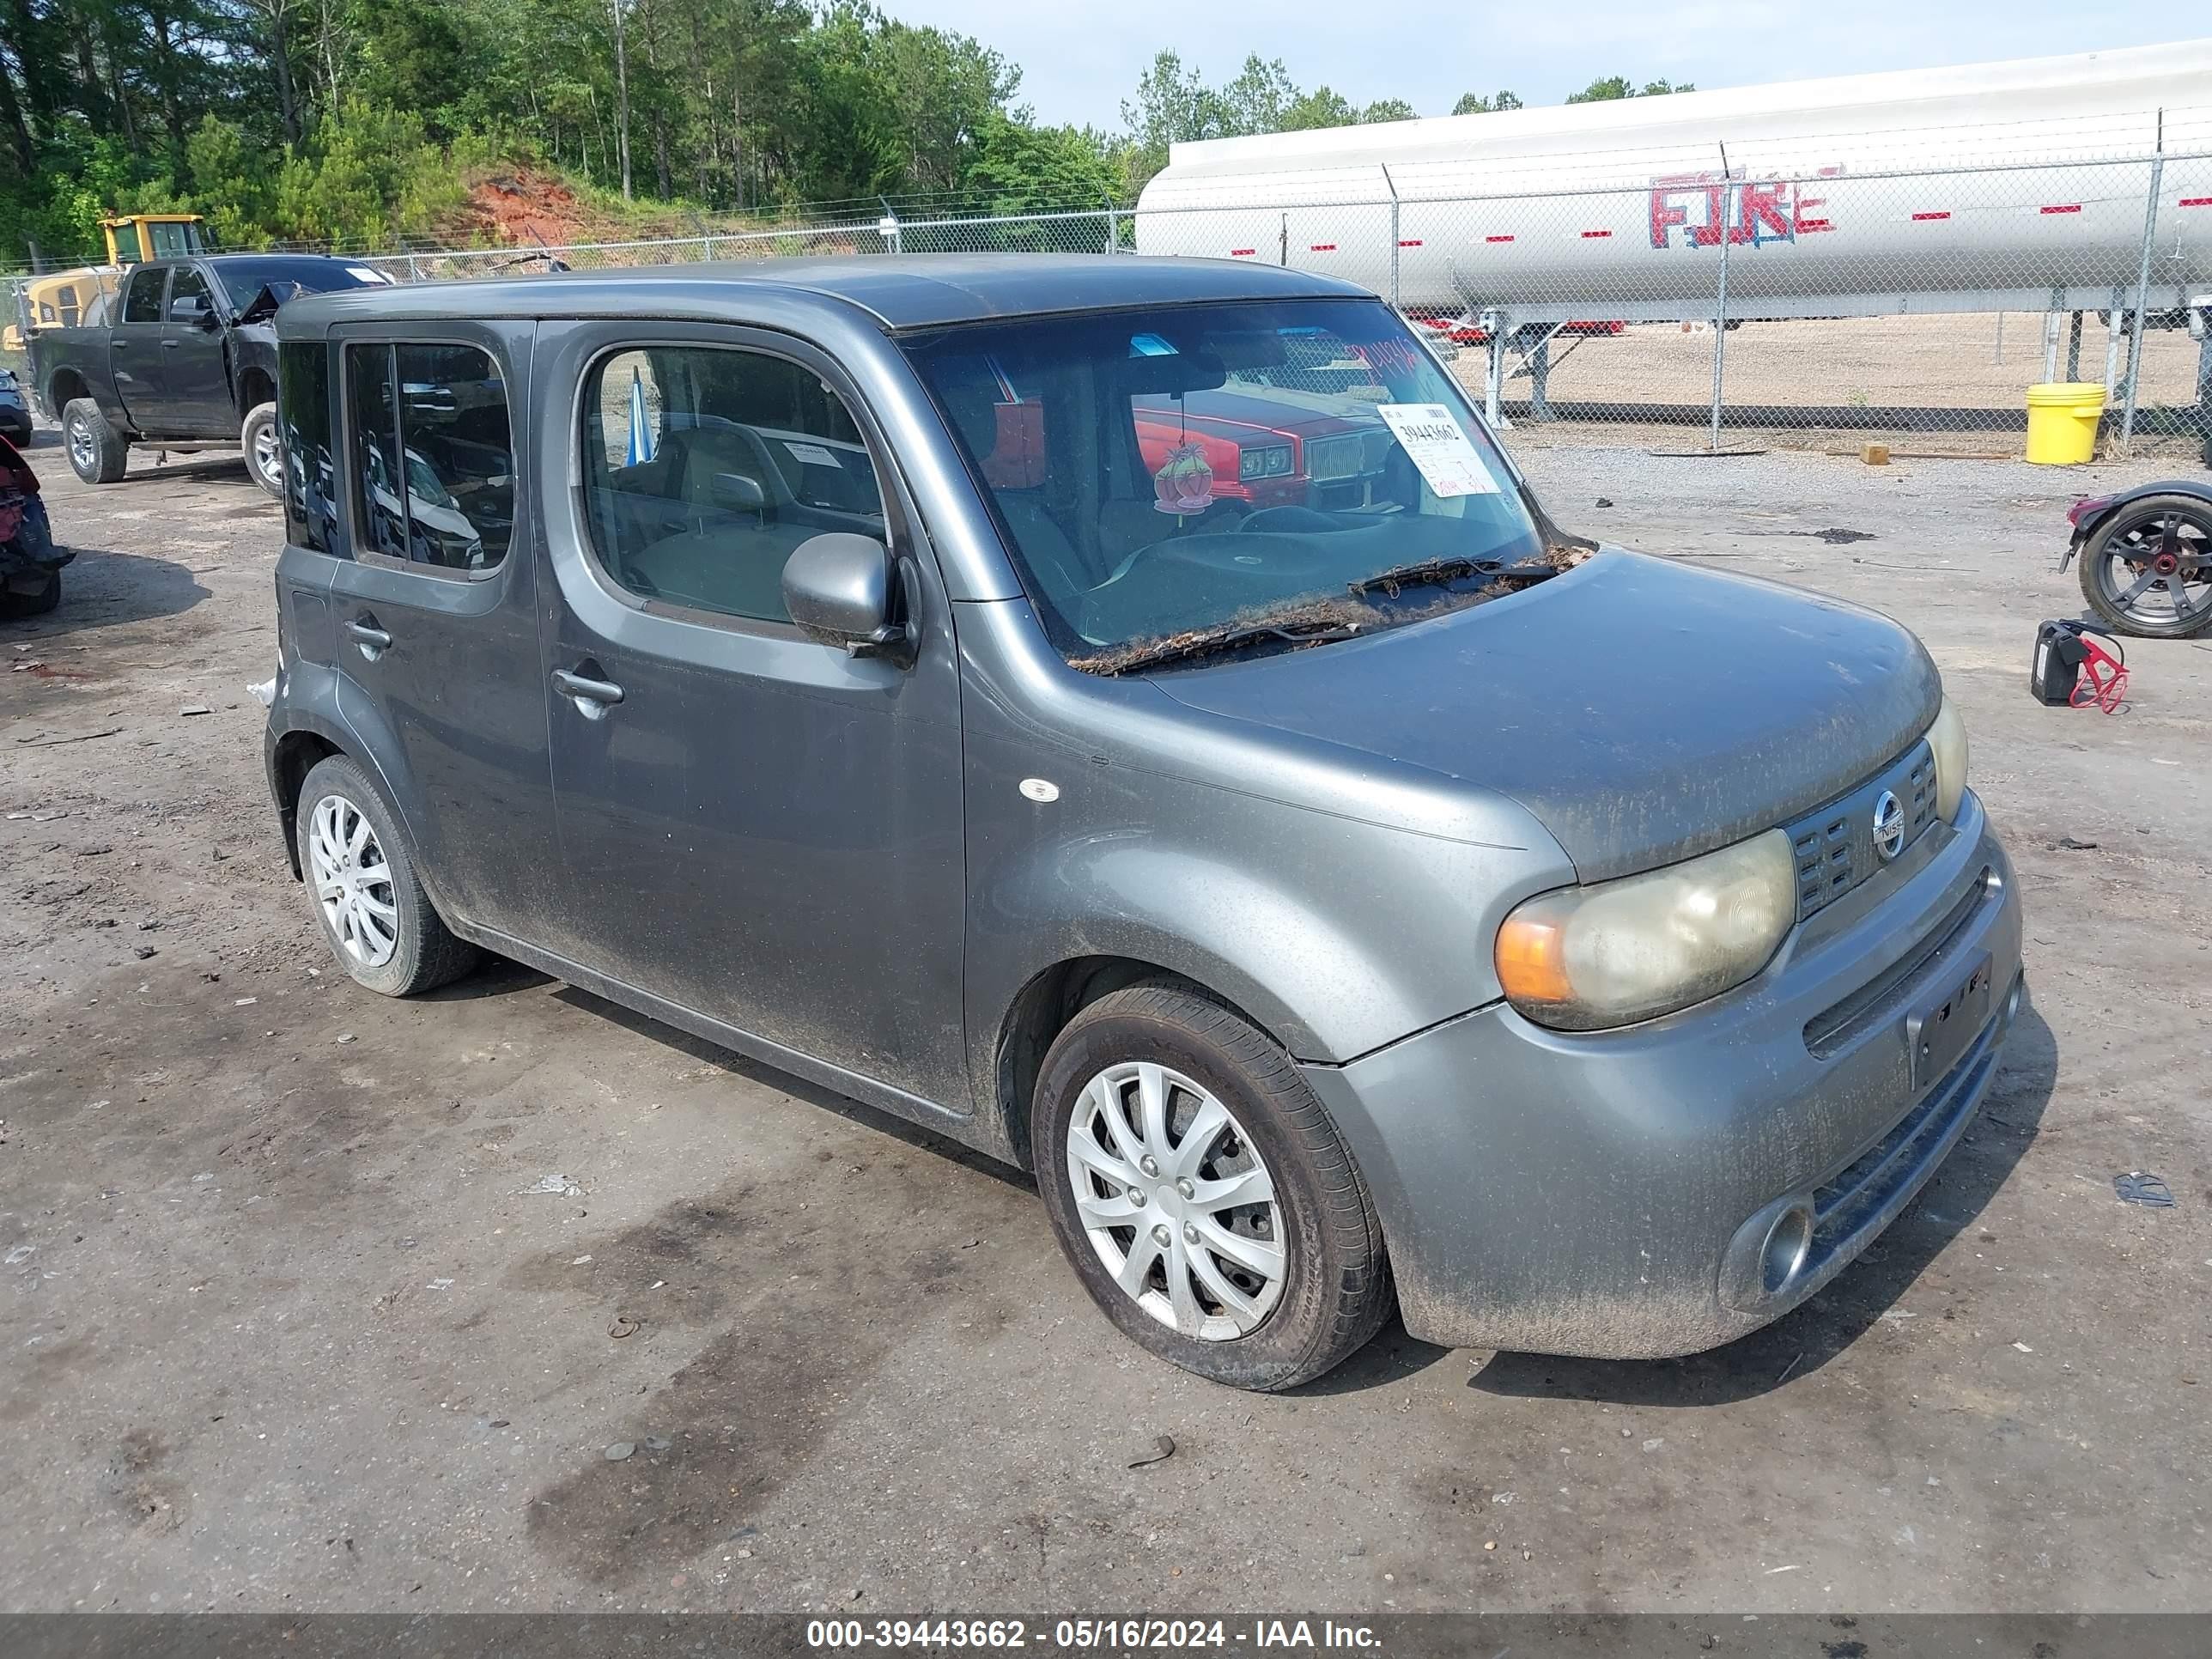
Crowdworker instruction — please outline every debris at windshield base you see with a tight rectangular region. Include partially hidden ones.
[1070,544,1590,677]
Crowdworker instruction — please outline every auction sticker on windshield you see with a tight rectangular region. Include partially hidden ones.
[1374,404,1501,497]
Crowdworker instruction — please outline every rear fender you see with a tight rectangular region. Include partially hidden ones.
[264,659,433,894]
[2062,479,2212,571]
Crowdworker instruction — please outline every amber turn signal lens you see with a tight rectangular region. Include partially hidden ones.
[1495,911,1574,1008]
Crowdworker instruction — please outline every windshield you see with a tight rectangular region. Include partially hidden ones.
[213,258,390,311]
[902,297,1547,669]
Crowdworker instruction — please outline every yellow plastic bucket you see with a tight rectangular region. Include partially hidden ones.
[2024,382,2106,465]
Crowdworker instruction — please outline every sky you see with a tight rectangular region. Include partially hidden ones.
[893,0,2191,132]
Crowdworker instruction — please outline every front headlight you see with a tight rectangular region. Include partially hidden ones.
[1927,696,1968,823]
[1239,444,1291,480]
[1495,830,1797,1030]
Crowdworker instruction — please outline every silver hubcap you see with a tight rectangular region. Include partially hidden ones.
[1066,1061,1285,1341]
[307,793,399,968]
[69,418,94,469]
[252,423,283,486]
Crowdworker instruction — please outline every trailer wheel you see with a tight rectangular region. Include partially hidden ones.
[62,398,129,484]
[242,401,283,498]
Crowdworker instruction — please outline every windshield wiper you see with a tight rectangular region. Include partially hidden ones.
[1345,554,1557,597]
[1069,616,1369,676]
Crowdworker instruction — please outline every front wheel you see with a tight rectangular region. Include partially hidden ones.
[62,398,128,484]
[242,401,283,499]
[1031,984,1393,1390]
[294,755,478,996]
[2075,493,2212,638]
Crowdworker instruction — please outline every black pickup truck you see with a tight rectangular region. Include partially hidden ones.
[29,253,393,497]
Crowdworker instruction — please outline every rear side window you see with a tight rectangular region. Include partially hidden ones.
[343,342,514,574]
[277,342,334,552]
[120,267,165,324]
[580,344,884,625]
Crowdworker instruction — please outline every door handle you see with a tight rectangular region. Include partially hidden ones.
[162,338,180,349]
[345,617,392,660]
[552,666,624,718]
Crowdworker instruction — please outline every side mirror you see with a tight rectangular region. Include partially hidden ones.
[711,471,765,514]
[782,532,911,661]
[192,304,221,331]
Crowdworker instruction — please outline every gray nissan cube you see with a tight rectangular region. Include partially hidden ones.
[264,257,2021,1390]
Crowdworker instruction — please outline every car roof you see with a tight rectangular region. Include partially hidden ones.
[276,254,1371,335]
[193,252,362,266]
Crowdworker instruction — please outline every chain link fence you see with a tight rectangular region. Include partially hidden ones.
[12,143,2212,459]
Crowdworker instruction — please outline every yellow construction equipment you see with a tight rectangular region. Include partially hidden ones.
[4,215,209,352]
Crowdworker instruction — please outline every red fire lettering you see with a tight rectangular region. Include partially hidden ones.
[1648,177,1695,249]
[1738,180,1793,243]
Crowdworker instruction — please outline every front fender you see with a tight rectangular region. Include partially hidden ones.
[960,725,1577,1135]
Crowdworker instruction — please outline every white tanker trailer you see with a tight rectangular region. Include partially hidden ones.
[1133,41,2212,325]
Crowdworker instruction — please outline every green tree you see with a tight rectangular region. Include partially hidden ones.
[1451,88,1522,114]
[1121,48,1223,176]
[966,109,1128,223]
[1279,87,1356,131]
[1565,74,1693,103]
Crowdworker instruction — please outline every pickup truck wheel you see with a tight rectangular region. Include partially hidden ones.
[242,401,283,498]
[62,398,128,484]
[1031,984,1394,1391]
[295,755,479,997]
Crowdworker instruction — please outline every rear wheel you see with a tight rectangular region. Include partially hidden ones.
[61,398,128,484]
[1031,984,1393,1390]
[242,401,283,498]
[294,755,478,997]
[2076,494,2212,638]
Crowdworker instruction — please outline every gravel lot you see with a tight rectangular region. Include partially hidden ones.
[2,430,2208,1617]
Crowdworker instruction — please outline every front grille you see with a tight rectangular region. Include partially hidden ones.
[1787,742,1938,923]
[1305,432,1380,482]
[1793,812,1856,915]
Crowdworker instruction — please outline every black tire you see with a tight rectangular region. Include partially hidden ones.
[241,400,283,499]
[2075,493,2212,639]
[0,569,60,617]
[61,398,128,484]
[294,754,478,997]
[1030,984,1393,1391]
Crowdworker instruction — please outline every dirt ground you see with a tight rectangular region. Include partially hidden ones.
[2,428,2209,1619]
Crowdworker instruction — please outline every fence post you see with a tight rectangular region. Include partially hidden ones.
[699,234,713,262]
[1482,309,1506,428]
[1710,148,1735,453]
[1101,204,1116,254]
[1382,164,1401,310]
[2119,127,2166,453]
[2103,287,2126,390]
[405,252,422,283]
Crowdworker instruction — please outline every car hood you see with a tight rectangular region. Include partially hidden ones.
[1144,549,1942,882]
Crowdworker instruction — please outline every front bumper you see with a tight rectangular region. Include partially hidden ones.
[1301,792,2023,1358]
